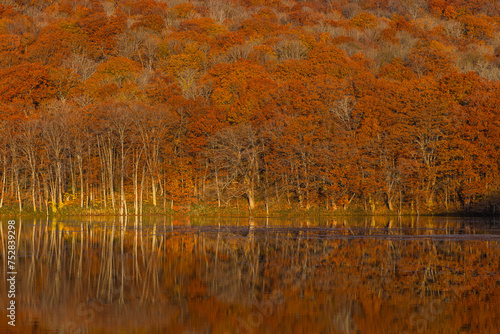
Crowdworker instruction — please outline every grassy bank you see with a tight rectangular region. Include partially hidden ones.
[0,201,497,218]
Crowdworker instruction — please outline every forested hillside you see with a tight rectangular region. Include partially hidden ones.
[0,0,499,215]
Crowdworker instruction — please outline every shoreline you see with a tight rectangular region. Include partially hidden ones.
[0,204,498,219]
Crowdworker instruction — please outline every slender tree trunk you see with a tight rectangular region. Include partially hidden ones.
[163,177,167,212]
[37,174,43,211]
[215,170,221,208]
[78,154,84,208]
[49,171,57,211]
[302,156,310,210]
[102,138,115,212]
[97,142,106,209]
[134,169,138,216]
[70,160,76,195]
[24,149,37,211]
[264,166,270,215]
[122,192,128,215]
[10,145,22,211]
[244,175,255,212]
[90,185,94,207]
[85,172,89,209]
[15,169,21,212]
[398,190,403,216]
[296,173,303,208]
[57,160,63,206]
[109,154,115,212]
[120,136,126,216]
[158,175,163,198]
[0,162,6,208]
[285,174,291,206]
[9,164,14,195]
[140,166,145,215]
[386,193,394,211]
[43,178,49,213]
[133,150,140,216]
[151,175,157,207]
[32,169,36,212]
[101,170,107,209]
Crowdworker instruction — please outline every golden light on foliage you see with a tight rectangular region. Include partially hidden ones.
[0,0,499,215]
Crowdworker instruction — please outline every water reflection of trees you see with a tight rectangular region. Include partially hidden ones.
[0,217,499,333]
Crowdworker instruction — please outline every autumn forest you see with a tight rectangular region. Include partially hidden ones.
[1,0,500,215]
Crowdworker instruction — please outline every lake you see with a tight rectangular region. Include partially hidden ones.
[0,216,499,333]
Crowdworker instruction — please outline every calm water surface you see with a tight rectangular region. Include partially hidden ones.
[0,216,499,333]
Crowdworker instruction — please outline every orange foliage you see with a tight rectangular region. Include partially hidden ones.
[0,0,499,214]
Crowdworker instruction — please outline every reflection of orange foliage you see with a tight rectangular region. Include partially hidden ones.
[9,220,499,333]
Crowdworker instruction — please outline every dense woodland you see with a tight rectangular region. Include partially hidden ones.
[0,0,500,215]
